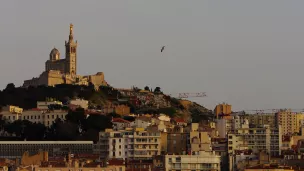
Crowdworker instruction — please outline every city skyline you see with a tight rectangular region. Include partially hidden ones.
[1,1,304,110]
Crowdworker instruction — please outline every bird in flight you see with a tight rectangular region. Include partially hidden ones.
[161,46,165,52]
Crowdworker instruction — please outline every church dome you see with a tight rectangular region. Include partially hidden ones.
[50,48,60,61]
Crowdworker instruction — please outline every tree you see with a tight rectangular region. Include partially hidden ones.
[66,108,86,123]
[81,129,99,142]
[88,82,95,91]
[144,86,150,91]
[47,119,78,141]
[24,122,46,140]
[108,112,121,118]
[154,87,162,93]
[65,108,87,131]
[5,83,15,91]
[158,107,176,117]
[85,115,112,132]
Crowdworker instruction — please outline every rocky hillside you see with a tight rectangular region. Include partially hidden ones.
[172,99,213,122]
[0,83,213,122]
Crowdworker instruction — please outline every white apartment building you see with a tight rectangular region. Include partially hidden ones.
[22,109,67,127]
[112,118,131,131]
[1,109,67,127]
[97,128,161,160]
[164,151,221,171]
[130,118,151,129]
[69,99,89,109]
[97,129,132,159]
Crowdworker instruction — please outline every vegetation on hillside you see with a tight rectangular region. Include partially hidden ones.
[0,83,213,141]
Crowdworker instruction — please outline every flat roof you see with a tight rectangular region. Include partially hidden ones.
[0,141,93,144]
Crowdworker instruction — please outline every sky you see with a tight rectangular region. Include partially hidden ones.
[1,0,304,111]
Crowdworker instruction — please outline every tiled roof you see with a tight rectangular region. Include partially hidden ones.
[83,162,104,167]
[41,161,66,167]
[112,118,130,123]
[174,118,185,123]
[108,159,124,165]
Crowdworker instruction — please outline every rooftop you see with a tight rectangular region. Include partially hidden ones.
[112,118,130,123]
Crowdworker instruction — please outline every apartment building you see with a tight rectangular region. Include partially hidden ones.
[69,99,89,110]
[275,109,304,135]
[167,127,188,155]
[244,113,276,128]
[1,109,68,127]
[97,129,133,159]
[130,117,151,129]
[188,123,212,154]
[112,118,131,131]
[228,120,282,156]
[0,105,23,122]
[214,103,232,119]
[216,118,232,138]
[164,151,221,171]
[97,128,161,160]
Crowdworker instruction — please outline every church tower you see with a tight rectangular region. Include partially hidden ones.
[65,23,77,75]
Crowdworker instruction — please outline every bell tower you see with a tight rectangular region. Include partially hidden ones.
[65,23,77,75]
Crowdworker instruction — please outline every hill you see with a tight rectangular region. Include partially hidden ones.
[0,83,212,121]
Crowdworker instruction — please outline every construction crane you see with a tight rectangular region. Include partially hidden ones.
[168,92,207,99]
[239,108,304,114]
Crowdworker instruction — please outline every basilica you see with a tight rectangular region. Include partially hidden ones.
[23,24,107,89]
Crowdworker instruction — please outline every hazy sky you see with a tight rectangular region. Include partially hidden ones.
[1,0,304,111]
